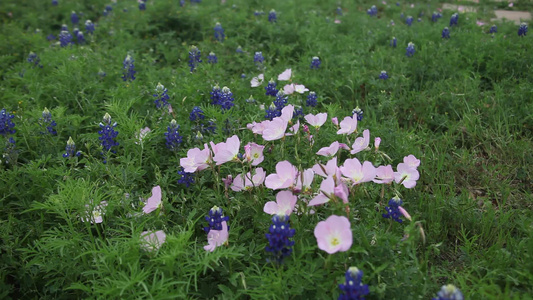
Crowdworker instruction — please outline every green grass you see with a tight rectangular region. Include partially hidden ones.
[0,0,532,299]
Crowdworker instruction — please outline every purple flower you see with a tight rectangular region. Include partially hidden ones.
[310,56,321,69]
[338,267,370,300]
[207,52,217,64]
[165,119,182,151]
[98,113,119,163]
[188,45,202,72]
[406,42,415,57]
[122,54,136,81]
[306,91,318,107]
[265,215,295,263]
[71,11,79,25]
[40,108,57,135]
[85,20,95,35]
[63,137,81,158]
[442,27,450,39]
[265,79,278,97]
[214,22,225,42]
[153,83,170,109]
[268,9,277,22]
[518,22,528,37]
[379,70,388,80]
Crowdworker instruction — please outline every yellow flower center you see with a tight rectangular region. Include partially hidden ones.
[331,237,340,246]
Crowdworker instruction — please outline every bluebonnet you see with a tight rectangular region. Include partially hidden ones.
[210,85,222,105]
[27,52,43,68]
[85,20,95,35]
[204,206,229,233]
[400,13,404,19]
[352,107,363,121]
[207,52,217,64]
[165,119,182,151]
[122,54,136,81]
[105,5,112,13]
[178,167,195,187]
[47,34,56,41]
[293,107,304,121]
[417,18,422,23]
[396,2,400,6]
[273,91,287,110]
[40,108,57,135]
[63,137,81,158]
[188,45,202,72]
[406,16,413,26]
[77,31,85,44]
[432,12,442,22]
[406,42,415,57]
[268,9,277,22]
[71,11,79,25]
[367,5,377,17]
[254,10,264,17]
[52,0,58,6]
[0,108,16,136]
[190,0,201,3]
[265,215,295,263]
[61,24,69,31]
[382,196,404,223]
[139,1,146,11]
[265,103,281,120]
[306,91,318,107]
[180,0,185,7]
[310,56,321,69]
[390,37,397,47]
[236,46,244,54]
[103,9,109,17]
[73,28,79,39]
[214,22,225,42]
[98,113,119,163]
[442,27,450,39]
[336,7,343,16]
[98,69,106,78]
[59,30,73,47]
[379,71,388,80]
[490,24,497,34]
[265,79,278,97]
[153,83,170,109]
[254,51,264,69]
[518,22,528,37]
[2,137,17,165]
[241,73,246,78]
[338,267,370,300]
[246,95,256,103]
[189,106,205,122]
[449,13,458,27]
[219,86,235,110]
[432,284,463,300]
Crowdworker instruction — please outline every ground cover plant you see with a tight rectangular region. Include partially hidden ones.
[0,0,532,299]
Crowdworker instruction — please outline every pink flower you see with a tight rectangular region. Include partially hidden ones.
[305,113,328,128]
[262,117,288,141]
[168,104,173,114]
[143,186,162,214]
[180,144,212,173]
[81,201,107,224]
[308,176,335,206]
[317,141,340,157]
[294,168,314,193]
[283,84,295,95]
[394,163,420,188]
[331,117,339,126]
[336,116,358,135]
[508,2,513,7]
[204,221,229,252]
[278,69,292,81]
[231,168,266,191]
[350,129,370,154]
[340,158,376,185]
[135,127,151,144]
[285,119,300,136]
[398,206,412,221]
[244,142,265,166]
[265,161,298,190]
[263,190,297,215]
[374,137,381,150]
[248,120,271,135]
[211,135,241,165]
[334,19,341,24]
[222,175,233,188]
[314,215,353,254]
[280,105,295,123]
[334,180,349,203]
[251,74,264,87]
[403,154,420,168]
[476,20,485,26]
[373,165,394,184]
[313,157,341,180]
[140,230,166,252]
[294,84,309,94]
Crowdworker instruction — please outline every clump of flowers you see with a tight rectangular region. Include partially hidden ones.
[406,16,414,26]
[265,214,295,263]
[306,91,318,107]
[59,30,73,47]
[204,206,229,233]
[219,86,235,110]
[432,12,442,22]
[165,119,182,151]
[367,5,377,17]
[207,52,217,64]
[214,22,225,42]
[177,167,195,187]
[0,108,16,137]
[27,52,43,68]
[432,284,463,300]
[98,113,119,163]
[122,54,136,81]
[204,206,229,252]
[442,27,450,39]
[189,106,205,122]
[352,107,363,121]
[63,137,81,158]
[338,267,370,300]
[382,196,411,223]
[85,20,95,35]
[379,71,388,80]
[310,56,321,69]
[449,13,459,27]
[39,108,57,135]
[265,79,278,97]
[518,22,528,37]
[268,9,277,22]
[406,42,415,57]
[254,51,264,70]
[188,45,202,72]
[153,82,170,109]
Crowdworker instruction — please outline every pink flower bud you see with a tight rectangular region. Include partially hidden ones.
[331,117,339,126]
[374,137,381,150]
